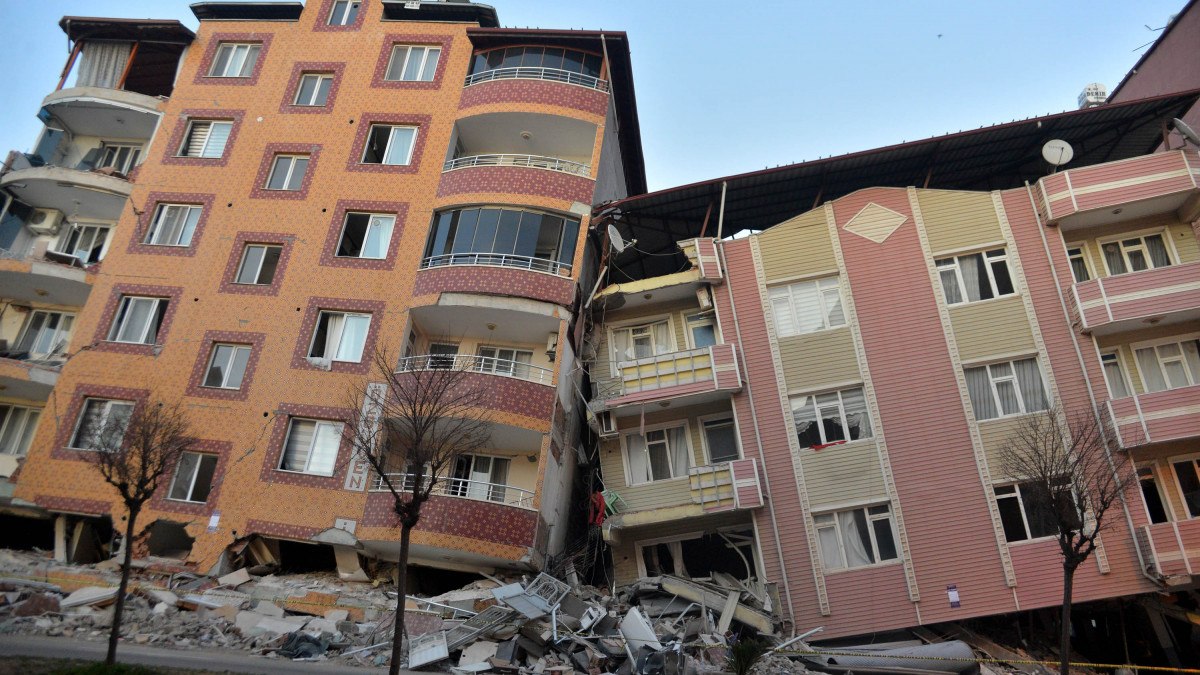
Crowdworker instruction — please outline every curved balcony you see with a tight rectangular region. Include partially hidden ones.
[0,357,59,402]
[444,154,590,177]
[371,473,535,509]
[0,252,93,307]
[438,155,595,204]
[0,157,131,221]
[1106,383,1200,449]
[361,491,539,564]
[397,354,556,423]
[397,353,553,387]
[1072,261,1200,335]
[415,257,576,308]
[460,70,609,118]
[41,87,163,139]
[465,66,609,92]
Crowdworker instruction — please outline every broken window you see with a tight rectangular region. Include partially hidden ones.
[1138,466,1170,525]
[994,481,1077,542]
[638,528,758,580]
[791,387,872,448]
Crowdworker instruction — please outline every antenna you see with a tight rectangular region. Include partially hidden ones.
[607,223,635,254]
[1173,118,1200,148]
[1041,139,1074,171]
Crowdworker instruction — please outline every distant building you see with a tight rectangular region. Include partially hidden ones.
[1078,82,1108,108]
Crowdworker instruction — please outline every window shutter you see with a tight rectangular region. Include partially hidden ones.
[185,122,212,157]
[203,122,232,158]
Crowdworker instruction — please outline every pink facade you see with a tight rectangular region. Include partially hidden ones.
[1109,384,1200,449]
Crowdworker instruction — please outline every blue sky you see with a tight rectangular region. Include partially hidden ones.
[0,1,1185,192]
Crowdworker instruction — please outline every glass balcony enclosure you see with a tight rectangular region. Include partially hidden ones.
[422,207,580,275]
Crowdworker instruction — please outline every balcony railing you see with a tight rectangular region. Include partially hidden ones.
[420,252,571,276]
[593,344,742,408]
[444,154,591,177]
[689,458,763,512]
[1137,520,1200,585]
[464,67,610,92]
[370,472,535,509]
[396,354,553,386]
[1071,260,1200,334]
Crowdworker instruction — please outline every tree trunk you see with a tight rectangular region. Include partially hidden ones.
[389,524,413,675]
[1059,563,1075,675]
[106,507,139,665]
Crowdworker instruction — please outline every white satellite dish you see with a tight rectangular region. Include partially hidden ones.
[1173,118,1200,147]
[1041,139,1075,167]
[608,223,631,254]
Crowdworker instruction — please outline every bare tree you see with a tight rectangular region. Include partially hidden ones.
[998,403,1135,675]
[81,397,196,665]
[346,348,491,675]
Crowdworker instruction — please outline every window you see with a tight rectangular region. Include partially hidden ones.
[209,42,261,78]
[14,310,74,359]
[1172,458,1200,518]
[56,223,110,263]
[687,313,717,348]
[427,342,459,369]
[308,311,370,364]
[178,120,232,158]
[234,244,282,285]
[610,320,673,368]
[1102,233,1172,275]
[449,454,511,503]
[994,481,1076,542]
[145,204,202,247]
[279,418,342,476]
[625,425,690,485]
[790,387,872,448]
[0,405,41,457]
[203,344,252,389]
[327,0,360,25]
[1100,352,1132,399]
[337,213,395,259]
[768,277,845,337]
[107,296,168,345]
[69,398,134,450]
[97,143,141,174]
[469,47,603,80]
[424,207,581,274]
[1066,244,1091,283]
[168,452,218,503]
[964,358,1047,420]
[1138,466,1170,524]
[1134,338,1200,393]
[476,346,533,379]
[384,45,441,82]
[265,155,310,191]
[294,73,334,106]
[814,505,898,570]
[362,125,417,165]
[702,417,740,463]
[936,249,1015,304]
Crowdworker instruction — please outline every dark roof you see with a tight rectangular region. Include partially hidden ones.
[190,2,304,21]
[1109,0,1198,100]
[381,1,499,28]
[58,16,195,43]
[466,28,647,196]
[604,89,1200,280]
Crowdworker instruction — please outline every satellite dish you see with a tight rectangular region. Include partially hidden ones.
[1042,139,1075,167]
[608,224,630,254]
[1173,118,1200,147]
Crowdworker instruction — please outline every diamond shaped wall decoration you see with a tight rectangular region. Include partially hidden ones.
[844,202,908,243]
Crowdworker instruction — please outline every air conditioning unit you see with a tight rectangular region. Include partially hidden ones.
[27,208,64,235]
[696,287,713,310]
[597,411,617,438]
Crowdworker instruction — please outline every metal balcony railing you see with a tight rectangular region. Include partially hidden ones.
[444,154,591,177]
[370,472,535,509]
[396,354,554,386]
[420,252,571,276]
[464,67,610,92]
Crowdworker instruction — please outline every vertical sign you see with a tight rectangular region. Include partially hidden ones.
[345,382,386,491]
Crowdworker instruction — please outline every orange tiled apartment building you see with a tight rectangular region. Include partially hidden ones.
[0,1,645,579]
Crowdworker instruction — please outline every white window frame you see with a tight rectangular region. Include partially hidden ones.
[699,413,740,464]
[964,357,1048,420]
[1130,333,1200,393]
[68,398,134,451]
[265,154,309,191]
[789,386,873,447]
[308,311,372,364]
[935,248,1015,305]
[0,404,42,457]
[15,310,75,359]
[336,212,396,259]
[203,343,252,390]
[361,125,417,166]
[993,481,1073,543]
[1169,453,1200,519]
[106,296,167,345]
[278,418,343,476]
[475,345,535,377]
[234,244,282,285]
[294,72,334,106]
[813,503,899,572]
[1097,228,1177,276]
[55,221,112,263]
[168,452,218,503]
[384,44,442,82]
[620,421,692,486]
[1064,242,1092,283]
[97,143,141,174]
[1099,350,1133,399]
[685,312,718,349]
[327,0,361,25]
[768,276,845,337]
[208,42,261,78]
[145,203,202,247]
[607,315,676,377]
[178,120,233,158]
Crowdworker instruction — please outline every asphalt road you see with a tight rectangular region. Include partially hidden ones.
[0,634,426,674]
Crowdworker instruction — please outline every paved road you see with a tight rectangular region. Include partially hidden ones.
[0,634,425,674]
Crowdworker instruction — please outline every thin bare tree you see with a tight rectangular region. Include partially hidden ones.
[346,348,491,675]
[998,403,1135,675]
[81,397,196,665]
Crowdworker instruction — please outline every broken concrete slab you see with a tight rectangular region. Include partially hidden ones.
[323,608,349,622]
[61,586,118,609]
[198,588,250,607]
[252,600,285,618]
[459,639,500,667]
[620,607,662,653]
[13,593,61,617]
[217,568,252,588]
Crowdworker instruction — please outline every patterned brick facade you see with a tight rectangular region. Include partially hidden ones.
[185,331,268,401]
[126,192,217,257]
[278,62,347,115]
[413,265,575,308]
[362,492,538,548]
[318,200,409,270]
[460,79,609,117]
[438,166,595,204]
[33,495,112,517]
[88,284,184,356]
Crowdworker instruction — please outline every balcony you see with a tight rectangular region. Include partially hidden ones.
[460,45,610,119]
[397,354,556,425]
[41,87,163,141]
[0,249,94,307]
[360,491,539,565]
[1136,520,1200,586]
[1036,150,1200,233]
[397,354,553,387]
[0,357,60,402]
[689,458,764,513]
[1072,261,1200,335]
[597,344,742,411]
[0,152,132,221]
[371,473,535,510]
[444,154,590,177]
[1106,384,1200,449]
[465,66,609,93]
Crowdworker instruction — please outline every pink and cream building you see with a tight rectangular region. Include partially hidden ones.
[586,91,1200,638]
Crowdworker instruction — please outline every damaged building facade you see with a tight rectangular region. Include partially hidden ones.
[1,0,1199,654]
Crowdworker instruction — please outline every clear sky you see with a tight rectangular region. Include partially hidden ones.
[0,0,1186,192]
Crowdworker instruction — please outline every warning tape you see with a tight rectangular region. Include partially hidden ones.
[780,648,1200,673]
